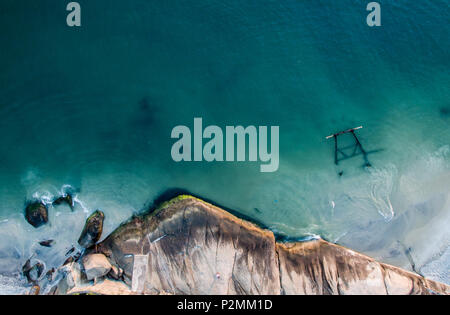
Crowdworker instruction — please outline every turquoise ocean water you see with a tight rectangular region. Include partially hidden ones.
[0,1,449,292]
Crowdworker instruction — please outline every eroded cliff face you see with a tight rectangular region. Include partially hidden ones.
[277,241,447,295]
[56,196,449,295]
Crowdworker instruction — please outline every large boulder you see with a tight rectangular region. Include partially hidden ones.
[52,194,74,211]
[95,196,449,295]
[53,261,83,295]
[53,259,130,295]
[78,210,104,248]
[25,202,48,228]
[82,253,112,281]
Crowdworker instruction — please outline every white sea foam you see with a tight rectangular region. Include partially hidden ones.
[298,234,322,242]
[0,274,28,295]
[73,195,90,214]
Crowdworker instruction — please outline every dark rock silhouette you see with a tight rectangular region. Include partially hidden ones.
[39,240,54,248]
[25,202,48,228]
[53,194,74,211]
[78,210,105,249]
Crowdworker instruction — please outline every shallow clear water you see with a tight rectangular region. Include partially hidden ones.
[0,0,449,292]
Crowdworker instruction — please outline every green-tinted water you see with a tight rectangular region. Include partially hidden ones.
[0,0,448,291]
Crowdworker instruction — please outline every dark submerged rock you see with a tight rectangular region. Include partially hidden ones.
[53,194,74,211]
[22,258,32,276]
[65,247,75,256]
[22,259,44,283]
[39,240,54,248]
[25,202,48,228]
[440,107,449,117]
[46,268,56,282]
[29,262,45,282]
[63,256,74,266]
[78,210,105,249]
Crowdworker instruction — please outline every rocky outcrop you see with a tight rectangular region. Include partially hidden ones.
[25,202,48,228]
[54,196,449,295]
[52,194,74,211]
[82,254,112,281]
[276,241,447,295]
[78,210,105,248]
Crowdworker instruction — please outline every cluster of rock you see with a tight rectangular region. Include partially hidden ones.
[54,253,131,295]
[22,197,105,295]
[51,196,449,295]
[24,194,74,228]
